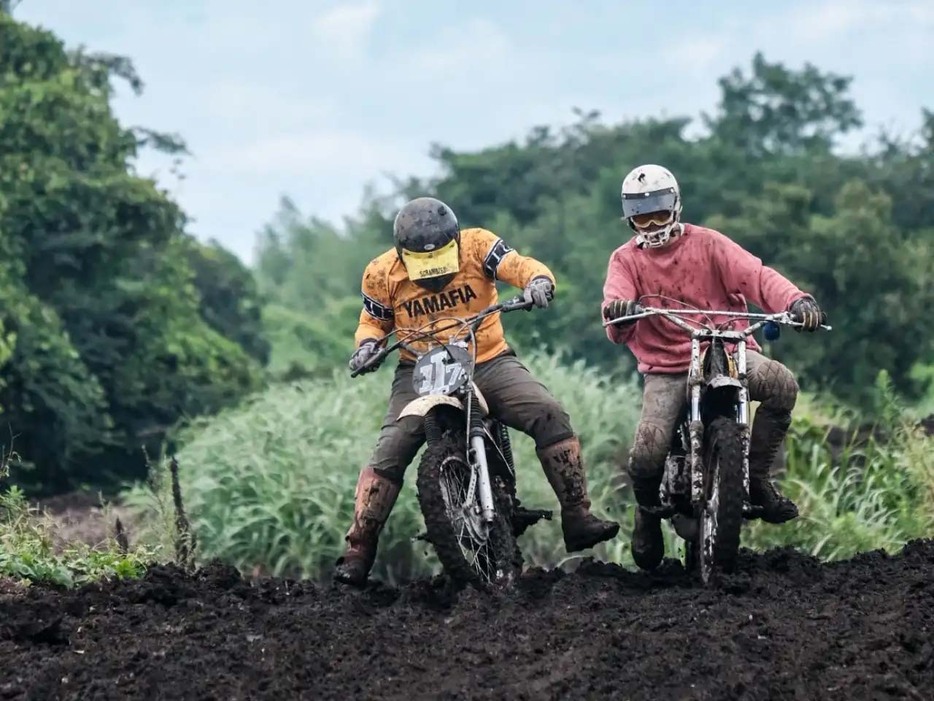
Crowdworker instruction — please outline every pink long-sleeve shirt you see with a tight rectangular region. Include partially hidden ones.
[602,223,809,374]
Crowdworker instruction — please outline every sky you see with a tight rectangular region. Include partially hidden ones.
[12,0,934,263]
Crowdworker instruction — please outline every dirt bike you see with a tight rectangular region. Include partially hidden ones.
[351,295,553,590]
[605,302,831,584]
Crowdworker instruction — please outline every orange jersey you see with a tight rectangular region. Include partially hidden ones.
[354,228,555,364]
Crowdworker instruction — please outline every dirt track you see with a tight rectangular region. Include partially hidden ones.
[1,540,932,701]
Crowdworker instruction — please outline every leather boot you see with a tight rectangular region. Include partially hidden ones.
[630,479,665,571]
[537,436,620,552]
[748,406,799,524]
[333,467,401,586]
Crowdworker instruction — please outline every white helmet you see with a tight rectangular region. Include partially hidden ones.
[620,164,683,248]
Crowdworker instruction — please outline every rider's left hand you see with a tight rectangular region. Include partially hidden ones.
[788,296,826,332]
[524,276,555,309]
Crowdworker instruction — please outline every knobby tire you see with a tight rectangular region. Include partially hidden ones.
[416,430,522,591]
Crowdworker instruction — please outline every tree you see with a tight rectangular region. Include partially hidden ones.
[184,237,270,366]
[704,51,863,156]
[255,53,933,411]
[0,15,263,494]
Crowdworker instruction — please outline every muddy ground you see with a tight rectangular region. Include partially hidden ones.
[1,538,932,701]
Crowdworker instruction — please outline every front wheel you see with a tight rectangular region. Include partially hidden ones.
[416,430,522,590]
[695,416,745,584]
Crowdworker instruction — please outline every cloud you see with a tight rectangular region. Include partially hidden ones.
[786,0,934,43]
[209,129,416,178]
[202,81,337,129]
[395,18,512,79]
[664,36,729,78]
[310,0,382,60]
[16,0,933,265]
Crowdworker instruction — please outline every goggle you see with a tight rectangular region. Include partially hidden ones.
[631,210,674,229]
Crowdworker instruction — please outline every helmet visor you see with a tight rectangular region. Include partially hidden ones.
[622,189,677,219]
[401,238,460,281]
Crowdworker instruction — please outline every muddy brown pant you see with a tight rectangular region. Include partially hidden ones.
[628,350,798,500]
[369,350,575,483]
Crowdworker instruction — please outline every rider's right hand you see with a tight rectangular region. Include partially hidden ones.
[349,339,382,375]
[602,299,639,324]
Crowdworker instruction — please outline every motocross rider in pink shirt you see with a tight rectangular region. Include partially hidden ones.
[602,164,827,571]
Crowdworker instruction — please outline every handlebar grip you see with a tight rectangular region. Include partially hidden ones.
[502,295,534,311]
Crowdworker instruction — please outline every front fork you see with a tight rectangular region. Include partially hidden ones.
[466,394,496,523]
[735,340,751,497]
[688,339,752,506]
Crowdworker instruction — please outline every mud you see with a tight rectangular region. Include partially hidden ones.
[2,540,932,700]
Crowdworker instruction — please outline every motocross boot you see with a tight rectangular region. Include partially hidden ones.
[748,406,799,524]
[537,437,620,551]
[333,467,401,586]
[630,479,665,571]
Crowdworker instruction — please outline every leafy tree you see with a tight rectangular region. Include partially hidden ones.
[255,53,933,411]
[0,15,263,494]
[703,51,863,156]
[183,237,270,366]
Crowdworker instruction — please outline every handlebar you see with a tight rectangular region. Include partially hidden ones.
[602,304,832,339]
[350,295,534,377]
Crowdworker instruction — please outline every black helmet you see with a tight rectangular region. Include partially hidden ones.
[393,197,461,292]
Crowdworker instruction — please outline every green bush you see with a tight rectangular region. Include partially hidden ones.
[0,485,154,587]
[742,373,934,558]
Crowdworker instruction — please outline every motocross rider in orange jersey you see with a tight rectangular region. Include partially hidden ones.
[334,196,619,586]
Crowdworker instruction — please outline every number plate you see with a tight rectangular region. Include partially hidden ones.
[413,345,473,396]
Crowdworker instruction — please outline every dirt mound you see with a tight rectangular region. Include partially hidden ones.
[1,541,932,700]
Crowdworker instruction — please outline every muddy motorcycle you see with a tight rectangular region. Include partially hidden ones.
[351,295,553,590]
[605,303,830,584]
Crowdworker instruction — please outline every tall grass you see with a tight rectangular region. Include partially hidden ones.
[124,358,933,583]
[0,484,155,587]
[743,372,934,558]
[125,352,643,583]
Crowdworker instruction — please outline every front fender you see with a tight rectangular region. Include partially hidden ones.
[397,395,464,420]
[397,388,491,420]
[706,376,743,391]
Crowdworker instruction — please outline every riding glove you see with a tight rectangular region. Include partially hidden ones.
[524,276,555,309]
[602,299,640,324]
[788,296,826,332]
[349,339,382,374]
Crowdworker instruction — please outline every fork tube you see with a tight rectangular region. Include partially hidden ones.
[736,340,749,426]
[689,385,704,504]
[689,337,704,504]
[468,396,495,522]
[689,338,701,422]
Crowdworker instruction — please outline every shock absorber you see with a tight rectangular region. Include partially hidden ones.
[498,422,516,477]
[424,408,443,445]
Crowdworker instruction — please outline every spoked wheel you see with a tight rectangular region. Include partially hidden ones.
[416,432,521,590]
[695,417,745,584]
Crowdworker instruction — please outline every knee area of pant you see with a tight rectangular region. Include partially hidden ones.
[528,403,575,449]
[377,416,423,448]
[628,424,669,479]
[766,369,799,411]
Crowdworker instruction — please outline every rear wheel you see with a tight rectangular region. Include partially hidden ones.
[696,416,745,584]
[416,429,521,590]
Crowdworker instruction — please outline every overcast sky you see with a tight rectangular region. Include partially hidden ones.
[13,0,934,263]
